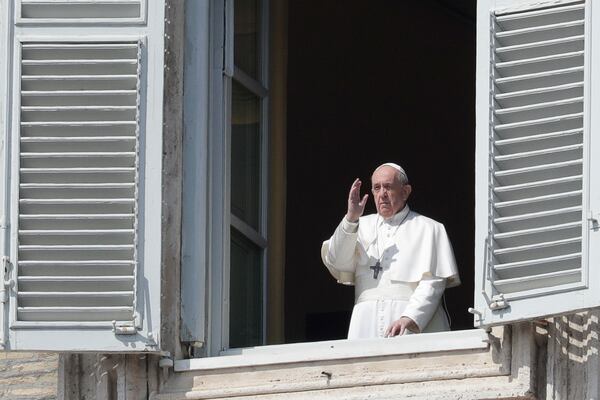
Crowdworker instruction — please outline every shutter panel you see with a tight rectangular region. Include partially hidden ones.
[17,42,140,324]
[1,2,164,351]
[474,0,600,326]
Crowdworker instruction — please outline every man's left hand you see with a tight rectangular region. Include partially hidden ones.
[385,317,420,337]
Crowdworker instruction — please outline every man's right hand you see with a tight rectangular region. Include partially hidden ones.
[346,178,369,223]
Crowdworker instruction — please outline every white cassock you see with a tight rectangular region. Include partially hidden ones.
[321,205,460,339]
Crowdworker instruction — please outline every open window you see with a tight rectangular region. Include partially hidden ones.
[182,0,478,356]
[181,0,600,357]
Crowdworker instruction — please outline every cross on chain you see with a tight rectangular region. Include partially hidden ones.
[369,261,383,279]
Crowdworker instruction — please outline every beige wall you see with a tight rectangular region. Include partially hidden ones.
[0,352,58,399]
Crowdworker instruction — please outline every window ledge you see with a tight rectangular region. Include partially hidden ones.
[174,328,489,372]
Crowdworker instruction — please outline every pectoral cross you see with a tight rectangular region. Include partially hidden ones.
[370,261,382,279]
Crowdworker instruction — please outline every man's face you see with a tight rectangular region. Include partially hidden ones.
[371,166,412,219]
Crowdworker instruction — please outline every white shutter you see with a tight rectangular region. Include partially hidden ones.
[17,41,140,324]
[1,2,164,351]
[474,0,600,326]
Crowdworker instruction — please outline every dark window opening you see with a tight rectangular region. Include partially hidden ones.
[284,0,476,343]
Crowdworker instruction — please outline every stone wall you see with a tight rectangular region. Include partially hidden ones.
[0,352,58,399]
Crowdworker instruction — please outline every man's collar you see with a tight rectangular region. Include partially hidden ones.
[379,205,410,226]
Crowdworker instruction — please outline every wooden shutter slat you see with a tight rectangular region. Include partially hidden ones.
[21,167,135,173]
[494,112,583,131]
[495,3,584,30]
[496,3,584,19]
[18,260,134,265]
[494,253,581,278]
[494,221,581,239]
[21,152,135,157]
[495,127,582,146]
[496,53,584,77]
[495,81,583,98]
[494,175,582,193]
[495,143,582,160]
[21,43,139,50]
[494,205,581,224]
[494,236,581,255]
[495,66,582,84]
[495,96,582,116]
[494,158,582,177]
[18,276,133,282]
[494,143,582,165]
[23,59,137,65]
[496,36,584,62]
[22,75,137,80]
[495,190,582,207]
[496,19,584,38]
[18,292,133,308]
[496,35,583,53]
[21,122,136,128]
[22,106,136,111]
[21,183,134,188]
[17,307,134,322]
[18,277,134,291]
[21,90,137,108]
[496,51,584,69]
[19,0,143,22]
[495,69,583,95]
[493,269,581,293]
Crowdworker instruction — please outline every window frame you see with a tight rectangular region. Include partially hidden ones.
[184,0,270,355]
[222,0,270,350]
[182,0,594,359]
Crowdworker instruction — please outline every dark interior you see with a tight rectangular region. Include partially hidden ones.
[284,0,476,343]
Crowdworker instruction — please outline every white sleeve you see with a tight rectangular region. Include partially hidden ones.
[322,217,359,273]
[400,276,446,332]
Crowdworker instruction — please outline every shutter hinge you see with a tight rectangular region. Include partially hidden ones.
[0,257,14,304]
[481,285,510,312]
[488,294,509,311]
[588,211,599,231]
[112,320,137,335]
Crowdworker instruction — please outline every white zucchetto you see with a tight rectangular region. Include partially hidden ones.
[375,162,408,182]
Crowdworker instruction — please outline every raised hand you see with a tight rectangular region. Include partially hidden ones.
[346,178,369,223]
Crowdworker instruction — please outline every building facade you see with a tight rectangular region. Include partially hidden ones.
[1,0,599,398]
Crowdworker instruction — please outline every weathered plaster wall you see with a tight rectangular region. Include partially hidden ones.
[546,311,600,400]
[58,354,160,400]
[0,352,58,399]
[160,0,185,362]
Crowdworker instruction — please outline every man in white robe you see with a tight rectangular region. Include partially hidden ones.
[321,163,460,339]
